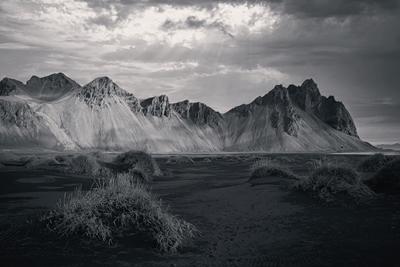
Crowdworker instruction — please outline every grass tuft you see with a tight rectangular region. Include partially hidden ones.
[250,158,298,180]
[40,173,197,253]
[364,157,400,194]
[293,161,375,203]
[0,163,4,169]
[357,153,395,172]
[113,150,161,176]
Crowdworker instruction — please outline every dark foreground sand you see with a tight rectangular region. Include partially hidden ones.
[1,154,400,267]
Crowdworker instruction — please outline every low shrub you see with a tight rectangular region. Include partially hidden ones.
[357,153,395,172]
[41,173,197,253]
[165,156,195,164]
[364,157,400,194]
[64,155,102,176]
[113,150,161,176]
[293,162,375,202]
[250,158,298,180]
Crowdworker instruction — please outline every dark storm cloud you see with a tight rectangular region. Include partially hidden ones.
[278,0,400,18]
[79,0,400,17]
[161,16,234,38]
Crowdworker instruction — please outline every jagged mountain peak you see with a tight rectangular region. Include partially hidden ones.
[140,95,171,117]
[171,100,223,127]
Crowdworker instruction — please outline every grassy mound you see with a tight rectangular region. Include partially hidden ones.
[357,153,395,172]
[165,156,195,164]
[0,163,4,169]
[365,158,400,194]
[250,158,298,180]
[293,162,374,202]
[113,150,161,176]
[41,173,197,253]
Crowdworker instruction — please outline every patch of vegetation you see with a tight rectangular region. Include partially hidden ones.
[113,150,162,176]
[273,156,294,164]
[250,158,299,180]
[364,157,400,194]
[357,153,395,172]
[40,173,197,253]
[0,153,19,162]
[88,151,111,162]
[293,162,375,203]
[0,163,5,169]
[129,167,151,182]
[54,154,74,165]
[64,155,113,177]
[165,156,195,164]
[25,156,58,169]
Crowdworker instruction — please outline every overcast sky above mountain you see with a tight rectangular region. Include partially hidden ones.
[0,0,399,145]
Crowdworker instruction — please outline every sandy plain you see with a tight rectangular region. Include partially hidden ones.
[0,153,400,267]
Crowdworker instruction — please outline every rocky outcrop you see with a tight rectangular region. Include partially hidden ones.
[228,85,300,137]
[0,98,63,149]
[172,100,223,127]
[0,99,37,128]
[140,95,171,117]
[77,76,142,113]
[0,78,26,96]
[288,79,358,137]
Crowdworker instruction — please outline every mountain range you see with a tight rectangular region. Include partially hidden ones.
[0,73,374,152]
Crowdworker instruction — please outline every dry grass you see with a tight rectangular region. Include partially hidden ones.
[113,150,162,176]
[40,173,197,253]
[357,153,395,172]
[165,156,195,164]
[293,161,375,203]
[250,158,299,180]
[64,155,114,177]
[365,157,400,194]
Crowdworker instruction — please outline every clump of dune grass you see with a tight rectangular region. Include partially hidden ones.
[64,155,114,177]
[165,156,195,164]
[364,157,400,194]
[250,158,299,180]
[293,161,375,203]
[357,153,395,172]
[129,167,151,182]
[40,173,197,253]
[113,150,161,176]
[0,163,5,169]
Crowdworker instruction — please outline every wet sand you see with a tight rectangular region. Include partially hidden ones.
[1,155,400,267]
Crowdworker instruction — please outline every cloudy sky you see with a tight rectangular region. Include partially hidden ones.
[0,0,399,145]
